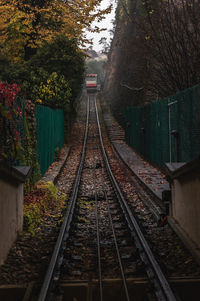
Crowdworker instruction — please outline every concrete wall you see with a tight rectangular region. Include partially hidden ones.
[171,173,200,249]
[0,179,24,266]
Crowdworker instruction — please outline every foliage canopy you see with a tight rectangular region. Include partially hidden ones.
[0,0,112,61]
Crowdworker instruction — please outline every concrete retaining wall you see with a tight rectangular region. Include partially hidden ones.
[171,174,200,249]
[0,165,30,266]
[0,179,24,265]
[166,159,200,258]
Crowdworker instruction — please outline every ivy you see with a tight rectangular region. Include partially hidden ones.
[24,100,41,193]
[0,82,24,163]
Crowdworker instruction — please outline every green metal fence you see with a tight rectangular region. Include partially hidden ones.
[125,84,200,168]
[36,105,64,175]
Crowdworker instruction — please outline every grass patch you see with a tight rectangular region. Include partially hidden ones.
[24,181,67,236]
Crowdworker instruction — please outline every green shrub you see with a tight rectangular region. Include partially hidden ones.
[23,181,67,236]
[33,72,71,108]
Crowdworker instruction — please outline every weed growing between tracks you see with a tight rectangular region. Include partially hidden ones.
[78,197,94,211]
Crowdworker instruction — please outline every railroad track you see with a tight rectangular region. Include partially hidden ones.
[36,94,177,301]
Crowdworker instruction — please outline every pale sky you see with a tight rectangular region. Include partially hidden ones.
[85,0,116,52]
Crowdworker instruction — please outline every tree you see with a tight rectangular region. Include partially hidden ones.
[99,37,110,54]
[28,35,85,101]
[140,0,200,98]
[105,0,200,124]
[0,35,85,105]
[0,0,112,61]
[104,0,147,127]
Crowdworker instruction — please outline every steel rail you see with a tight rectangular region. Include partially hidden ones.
[93,96,129,301]
[95,192,103,301]
[92,95,128,301]
[105,191,131,301]
[38,96,90,301]
[94,97,177,301]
